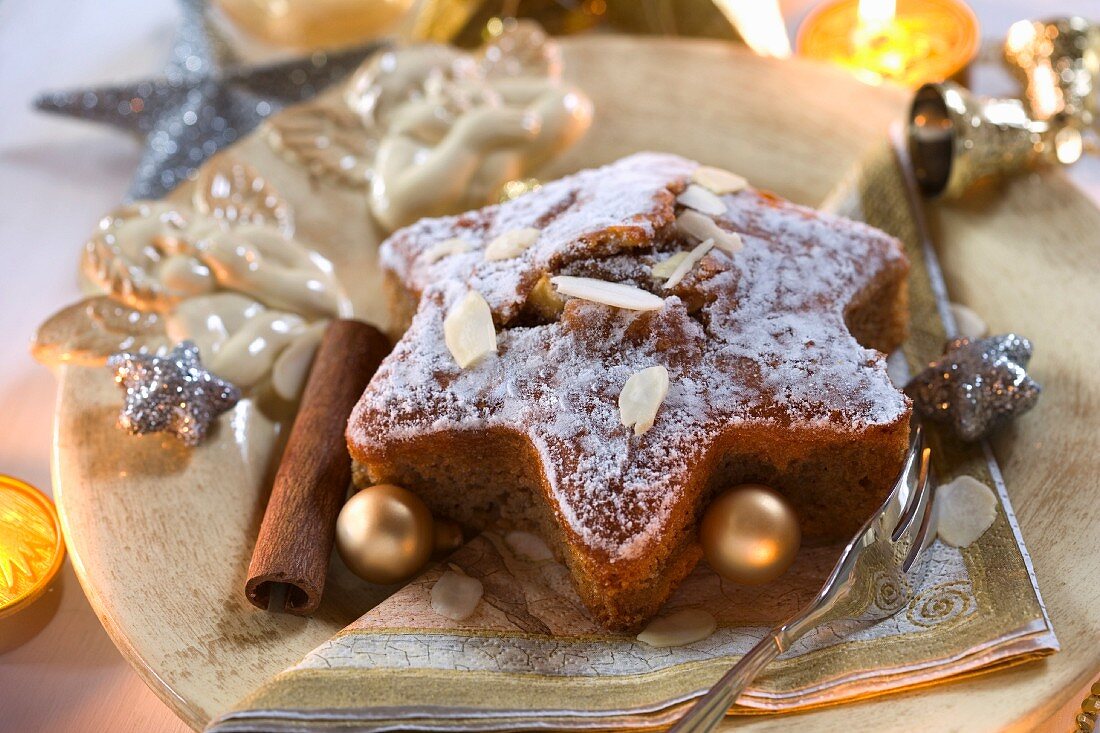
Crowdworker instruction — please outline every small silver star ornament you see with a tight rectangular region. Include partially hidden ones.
[905,333,1041,442]
[108,341,240,446]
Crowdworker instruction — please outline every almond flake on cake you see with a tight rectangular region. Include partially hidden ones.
[443,290,496,368]
[676,209,743,253]
[484,227,540,261]
[550,275,665,311]
[662,238,714,289]
[676,184,727,216]
[619,365,670,436]
[692,165,748,194]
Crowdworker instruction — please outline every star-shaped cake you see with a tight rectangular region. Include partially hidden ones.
[348,153,912,630]
[110,341,240,446]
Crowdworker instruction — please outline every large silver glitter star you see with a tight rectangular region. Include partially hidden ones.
[109,341,241,446]
[906,333,1041,441]
[34,0,380,200]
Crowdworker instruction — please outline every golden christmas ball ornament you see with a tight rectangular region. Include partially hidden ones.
[0,475,65,619]
[336,484,434,584]
[700,484,801,585]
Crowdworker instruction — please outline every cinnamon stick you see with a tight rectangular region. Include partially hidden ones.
[245,319,390,615]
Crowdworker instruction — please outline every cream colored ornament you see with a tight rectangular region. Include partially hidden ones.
[335,484,434,585]
[700,484,801,585]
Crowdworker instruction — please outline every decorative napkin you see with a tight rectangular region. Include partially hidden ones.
[206,143,1057,732]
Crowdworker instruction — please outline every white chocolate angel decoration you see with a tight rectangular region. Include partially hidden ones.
[36,156,352,403]
[267,20,593,231]
[35,22,592,409]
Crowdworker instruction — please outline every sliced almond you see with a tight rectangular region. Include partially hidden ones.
[619,365,670,436]
[651,251,690,281]
[505,530,554,562]
[430,569,484,621]
[422,237,474,264]
[676,184,727,216]
[637,609,716,648]
[692,166,748,194]
[484,227,539,261]
[663,239,715,290]
[550,276,664,311]
[936,475,997,548]
[443,290,497,368]
[677,210,743,254]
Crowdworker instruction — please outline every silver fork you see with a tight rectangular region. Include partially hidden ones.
[670,425,935,733]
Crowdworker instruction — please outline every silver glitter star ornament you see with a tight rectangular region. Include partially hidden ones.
[109,341,241,446]
[34,0,380,200]
[905,334,1041,442]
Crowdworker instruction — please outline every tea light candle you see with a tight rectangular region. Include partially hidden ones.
[797,0,979,87]
[0,475,65,618]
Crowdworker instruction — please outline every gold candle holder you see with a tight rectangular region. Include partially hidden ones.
[908,81,1083,199]
[1004,16,1100,126]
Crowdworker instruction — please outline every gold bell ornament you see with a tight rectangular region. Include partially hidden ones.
[1004,17,1100,126]
[908,81,1083,199]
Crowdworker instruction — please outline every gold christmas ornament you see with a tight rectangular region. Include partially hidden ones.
[908,81,1083,199]
[336,484,434,584]
[699,484,800,585]
[1004,17,1100,126]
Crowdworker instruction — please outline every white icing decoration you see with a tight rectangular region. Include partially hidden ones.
[619,365,670,436]
[444,290,497,368]
[550,276,665,311]
[936,475,997,548]
[676,184,727,216]
[637,609,717,647]
[663,239,715,290]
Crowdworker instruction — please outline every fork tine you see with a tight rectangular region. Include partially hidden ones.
[901,448,935,573]
[891,427,926,542]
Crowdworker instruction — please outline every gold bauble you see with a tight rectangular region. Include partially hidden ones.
[700,484,800,585]
[336,484,434,584]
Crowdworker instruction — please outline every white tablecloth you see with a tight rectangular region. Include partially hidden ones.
[0,1,1095,730]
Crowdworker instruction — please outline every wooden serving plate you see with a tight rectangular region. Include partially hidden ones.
[49,36,1100,730]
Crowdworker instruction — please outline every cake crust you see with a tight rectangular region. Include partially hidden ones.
[348,153,911,630]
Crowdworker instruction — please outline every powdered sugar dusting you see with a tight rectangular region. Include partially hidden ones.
[351,153,910,561]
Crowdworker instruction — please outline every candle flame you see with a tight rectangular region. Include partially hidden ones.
[858,0,896,27]
[713,0,792,59]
